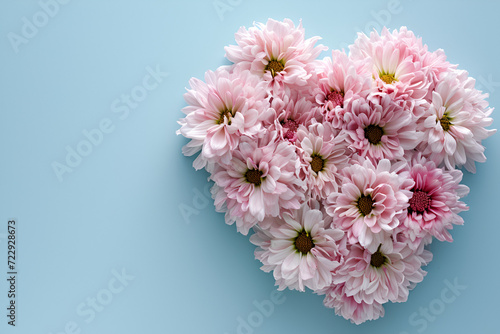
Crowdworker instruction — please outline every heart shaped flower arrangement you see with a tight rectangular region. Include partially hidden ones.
[177,19,495,324]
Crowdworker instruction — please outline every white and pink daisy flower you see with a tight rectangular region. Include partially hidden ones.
[333,241,431,305]
[350,26,452,105]
[210,132,304,235]
[345,94,422,163]
[399,153,469,248]
[319,283,385,325]
[313,50,371,128]
[177,67,267,170]
[419,69,496,173]
[325,158,413,251]
[350,27,429,101]
[295,122,349,200]
[250,202,345,292]
[225,18,326,96]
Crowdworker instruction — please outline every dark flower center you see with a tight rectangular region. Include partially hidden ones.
[364,125,384,145]
[357,194,374,216]
[440,114,452,131]
[265,59,284,77]
[409,190,431,214]
[294,230,315,254]
[325,90,344,108]
[310,154,325,173]
[245,169,263,186]
[370,249,388,268]
[380,73,397,84]
[216,109,233,125]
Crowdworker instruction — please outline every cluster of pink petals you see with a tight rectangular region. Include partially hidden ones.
[250,202,344,292]
[263,91,320,143]
[178,67,268,170]
[332,242,432,305]
[396,153,470,249]
[350,27,447,101]
[210,132,305,235]
[313,50,372,128]
[177,19,495,324]
[344,93,422,162]
[225,18,326,95]
[418,69,496,172]
[326,158,412,251]
[320,283,385,324]
[296,121,349,199]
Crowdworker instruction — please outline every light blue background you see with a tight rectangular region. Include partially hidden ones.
[1,0,499,333]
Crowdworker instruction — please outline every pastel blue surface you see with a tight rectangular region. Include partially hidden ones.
[1,0,499,333]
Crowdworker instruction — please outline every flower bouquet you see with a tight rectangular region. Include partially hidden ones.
[177,19,495,324]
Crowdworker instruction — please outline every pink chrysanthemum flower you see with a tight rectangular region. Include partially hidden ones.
[419,69,496,173]
[296,122,350,200]
[225,18,326,95]
[345,94,422,163]
[399,153,469,248]
[177,67,267,170]
[350,27,430,101]
[350,26,454,106]
[333,241,431,305]
[263,93,321,143]
[325,158,413,251]
[210,132,304,235]
[250,202,344,292]
[372,27,453,103]
[313,50,371,128]
[319,283,385,324]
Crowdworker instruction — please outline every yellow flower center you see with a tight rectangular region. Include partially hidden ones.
[216,109,233,125]
[265,59,285,77]
[380,73,397,84]
[439,114,452,131]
